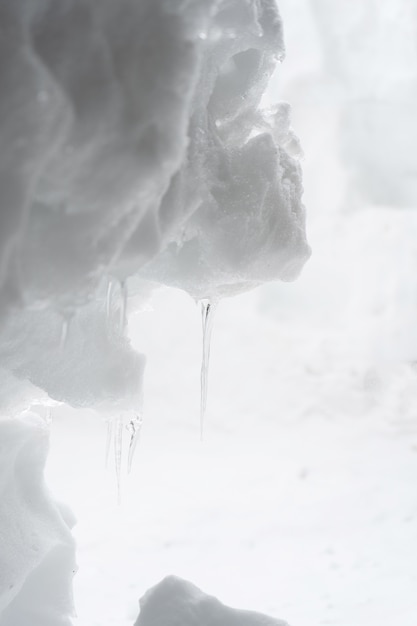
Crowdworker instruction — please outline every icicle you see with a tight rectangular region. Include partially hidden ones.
[199,298,217,441]
[105,419,113,469]
[114,417,123,504]
[119,280,127,332]
[127,413,144,473]
[106,278,114,320]
[60,315,71,350]
[40,407,52,428]
[45,407,52,426]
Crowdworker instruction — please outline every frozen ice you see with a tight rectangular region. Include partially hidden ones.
[310,0,417,207]
[135,576,289,626]
[106,279,115,322]
[119,281,128,334]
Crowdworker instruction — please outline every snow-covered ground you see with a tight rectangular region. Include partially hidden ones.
[46,258,417,626]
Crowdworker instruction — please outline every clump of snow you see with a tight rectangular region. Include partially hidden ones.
[135,576,289,626]
[141,2,310,299]
[0,414,76,626]
[0,301,145,412]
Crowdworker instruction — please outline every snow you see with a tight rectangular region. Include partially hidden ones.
[0,413,76,626]
[2,0,417,625]
[134,576,288,626]
[44,284,417,626]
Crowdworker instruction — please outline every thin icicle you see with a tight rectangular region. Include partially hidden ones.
[114,417,123,504]
[127,413,144,473]
[119,280,127,332]
[60,315,71,350]
[106,278,114,320]
[40,407,52,428]
[106,277,127,332]
[105,419,113,469]
[199,298,217,441]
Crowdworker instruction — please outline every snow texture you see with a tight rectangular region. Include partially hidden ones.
[134,576,289,626]
[0,414,76,626]
[0,0,308,414]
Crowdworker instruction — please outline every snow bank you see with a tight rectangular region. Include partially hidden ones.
[140,2,309,298]
[135,576,289,626]
[0,414,76,626]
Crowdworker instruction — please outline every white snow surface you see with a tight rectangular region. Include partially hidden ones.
[45,281,417,626]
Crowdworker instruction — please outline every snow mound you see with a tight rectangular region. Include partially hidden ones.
[0,0,309,413]
[135,576,289,626]
[0,414,76,626]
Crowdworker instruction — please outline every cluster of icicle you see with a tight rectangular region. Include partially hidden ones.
[135,575,289,626]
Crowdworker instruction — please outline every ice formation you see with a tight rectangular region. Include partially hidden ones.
[135,576,289,626]
[0,0,309,622]
[0,0,309,413]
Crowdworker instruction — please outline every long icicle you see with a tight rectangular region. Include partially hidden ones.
[127,414,144,474]
[114,417,123,504]
[199,298,217,441]
[119,280,127,332]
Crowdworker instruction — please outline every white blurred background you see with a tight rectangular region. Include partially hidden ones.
[46,2,417,625]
